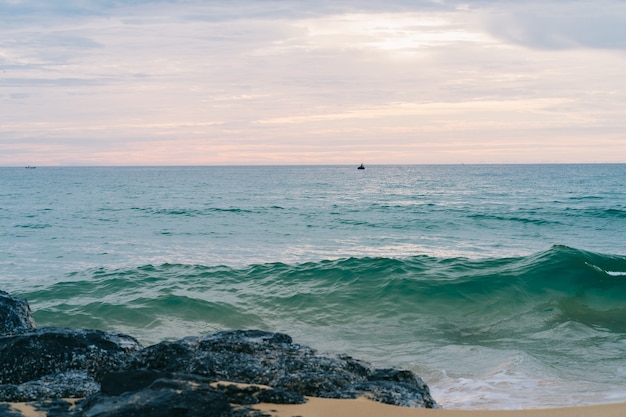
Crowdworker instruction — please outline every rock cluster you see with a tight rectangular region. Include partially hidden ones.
[0,291,439,416]
[0,291,35,336]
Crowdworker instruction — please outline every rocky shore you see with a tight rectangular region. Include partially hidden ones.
[1,290,439,416]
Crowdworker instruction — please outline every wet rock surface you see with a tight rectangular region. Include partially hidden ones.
[0,328,143,385]
[78,374,234,417]
[122,329,438,408]
[0,291,35,336]
[0,291,439,416]
[0,371,99,402]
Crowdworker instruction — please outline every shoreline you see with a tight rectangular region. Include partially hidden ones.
[254,398,626,417]
[3,289,624,416]
[6,398,626,417]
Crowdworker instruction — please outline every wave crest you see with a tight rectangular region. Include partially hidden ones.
[19,246,626,342]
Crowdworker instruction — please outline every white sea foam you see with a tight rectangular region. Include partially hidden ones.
[429,361,623,409]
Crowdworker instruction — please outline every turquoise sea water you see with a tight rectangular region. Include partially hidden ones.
[1,164,626,409]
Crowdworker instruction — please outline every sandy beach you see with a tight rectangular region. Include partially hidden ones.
[254,398,626,417]
[6,395,626,416]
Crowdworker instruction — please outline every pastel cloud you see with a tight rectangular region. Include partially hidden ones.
[1,0,625,165]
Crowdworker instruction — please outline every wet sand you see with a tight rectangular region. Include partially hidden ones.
[254,397,626,417]
[7,394,625,416]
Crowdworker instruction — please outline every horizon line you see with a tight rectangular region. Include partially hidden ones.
[3,162,626,168]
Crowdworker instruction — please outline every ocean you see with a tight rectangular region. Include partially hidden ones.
[1,164,625,409]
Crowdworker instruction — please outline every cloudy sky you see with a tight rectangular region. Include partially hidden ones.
[2,0,626,165]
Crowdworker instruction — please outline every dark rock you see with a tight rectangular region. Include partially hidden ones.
[0,290,440,413]
[215,383,265,405]
[0,370,99,402]
[100,369,172,396]
[100,371,306,407]
[122,338,197,374]
[0,328,142,385]
[123,329,439,408]
[256,387,306,404]
[369,368,422,384]
[0,291,35,336]
[322,380,439,408]
[213,382,305,405]
[78,375,233,417]
[78,373,291,417]
[124,330,367,389]
[274,372,354,397]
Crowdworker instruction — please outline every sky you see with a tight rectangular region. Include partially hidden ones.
[1,0,626,165]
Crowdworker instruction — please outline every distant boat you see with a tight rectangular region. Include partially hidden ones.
[357,163,365,170]
[25,166,36,169]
